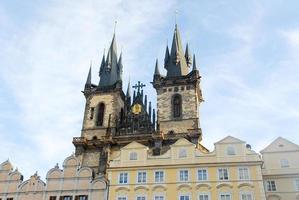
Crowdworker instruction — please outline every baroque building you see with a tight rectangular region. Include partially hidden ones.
[0,24,299,200]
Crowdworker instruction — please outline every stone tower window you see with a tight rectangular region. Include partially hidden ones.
[172,94,182,118]
[96,103,105,126]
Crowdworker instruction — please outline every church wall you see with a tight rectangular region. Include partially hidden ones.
[157,84,199,134]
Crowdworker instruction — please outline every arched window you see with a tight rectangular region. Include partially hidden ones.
[96,103,105,126]
[172,94,182,118]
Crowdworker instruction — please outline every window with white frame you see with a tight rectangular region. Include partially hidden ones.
[179,148,187,158]
[154,195,164,200]
[197,169,208,181]
[239,167,250,180]
[179,169,189,181]
[63,197,72,200]
[280,158,289,168]
[198,193,209,200]
[295,179,299,191]
[155,171,164,183]
[136,196,146,200]
[218,168,229,180]
[266,180,277,191]
[226,146,235,155]
[219,193,231,200]
[130,152,137,160]
[137,171,147,183]
[179,195,190,200]
[241,193,253,200]
[117,196,127,200]
[119,172,128,184]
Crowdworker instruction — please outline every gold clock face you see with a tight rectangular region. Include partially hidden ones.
[132,103,142,114]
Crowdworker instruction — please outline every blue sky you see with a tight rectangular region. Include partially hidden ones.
[1,0,299,180]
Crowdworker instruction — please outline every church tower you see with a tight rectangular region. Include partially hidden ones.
[152,24,203,145]
[73,33,125,173]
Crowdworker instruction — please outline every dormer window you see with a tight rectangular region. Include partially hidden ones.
[226,146,236,155]
[178,148,187,158]
[129,152,137,160]
[96,103,105,126]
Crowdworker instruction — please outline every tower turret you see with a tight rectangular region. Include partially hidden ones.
[152,24,203,145]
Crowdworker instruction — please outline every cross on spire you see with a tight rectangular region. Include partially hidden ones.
[132,81,146,94]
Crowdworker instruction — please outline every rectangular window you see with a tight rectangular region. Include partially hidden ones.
[7,198,13,200]
[266,180,277,191]
[50,197,57,200]
[296,179,299,191]
[119,172,128,184]
[136,196,146,200]
[155,171,164,183]
[197,169,208,181]
[241,193,252,200]
[218,168,229,180]
[280,159,289,168]
[219,194,231,200]
[75,195,88,200]
[137,171,147,183]
[154,196,164,200]
[63,197,72,200]
[179,195,190,200]
[199,194,209,200]
[117,197,127,200]
[239,167,250,180]
[179,170,189,181]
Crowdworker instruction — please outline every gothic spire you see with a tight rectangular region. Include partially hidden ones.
[99,51,105,76]
[98,33,123,88]
[192,54,197,71]
[126,78,131,97]
[164,24,189,77]
[185,43,192,66]
[84,63,92,89]
[154,59,160,76]
[164,45,170,69]
[118,52,123,80]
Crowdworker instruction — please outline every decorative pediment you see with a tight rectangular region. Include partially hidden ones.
[238,182,254,188]
[261,137,299,153]
[216,182,233,189]
[172,138,195,147]
[122,141,148,150]
[215,136,245,144]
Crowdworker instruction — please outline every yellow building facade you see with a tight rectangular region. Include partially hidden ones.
[108,137,266,200]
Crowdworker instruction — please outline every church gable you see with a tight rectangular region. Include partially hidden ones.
[261,137,299,153]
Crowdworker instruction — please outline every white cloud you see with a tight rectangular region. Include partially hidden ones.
[0,0,175,179]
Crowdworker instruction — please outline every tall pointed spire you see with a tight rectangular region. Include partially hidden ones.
[164,45,170,69]
[192,54,197,71]
[118,52,123,80]
[126,78,131,97]
[185,43,192,66]
[99,50,105,76]
[85,62,92,89]
[164,24,189,77]
[154,59,160,76]
[98,30,123,89]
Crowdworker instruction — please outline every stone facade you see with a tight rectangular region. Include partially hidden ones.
[108,136,267,200]
[261,137,299,200]
[0,155,107,200]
